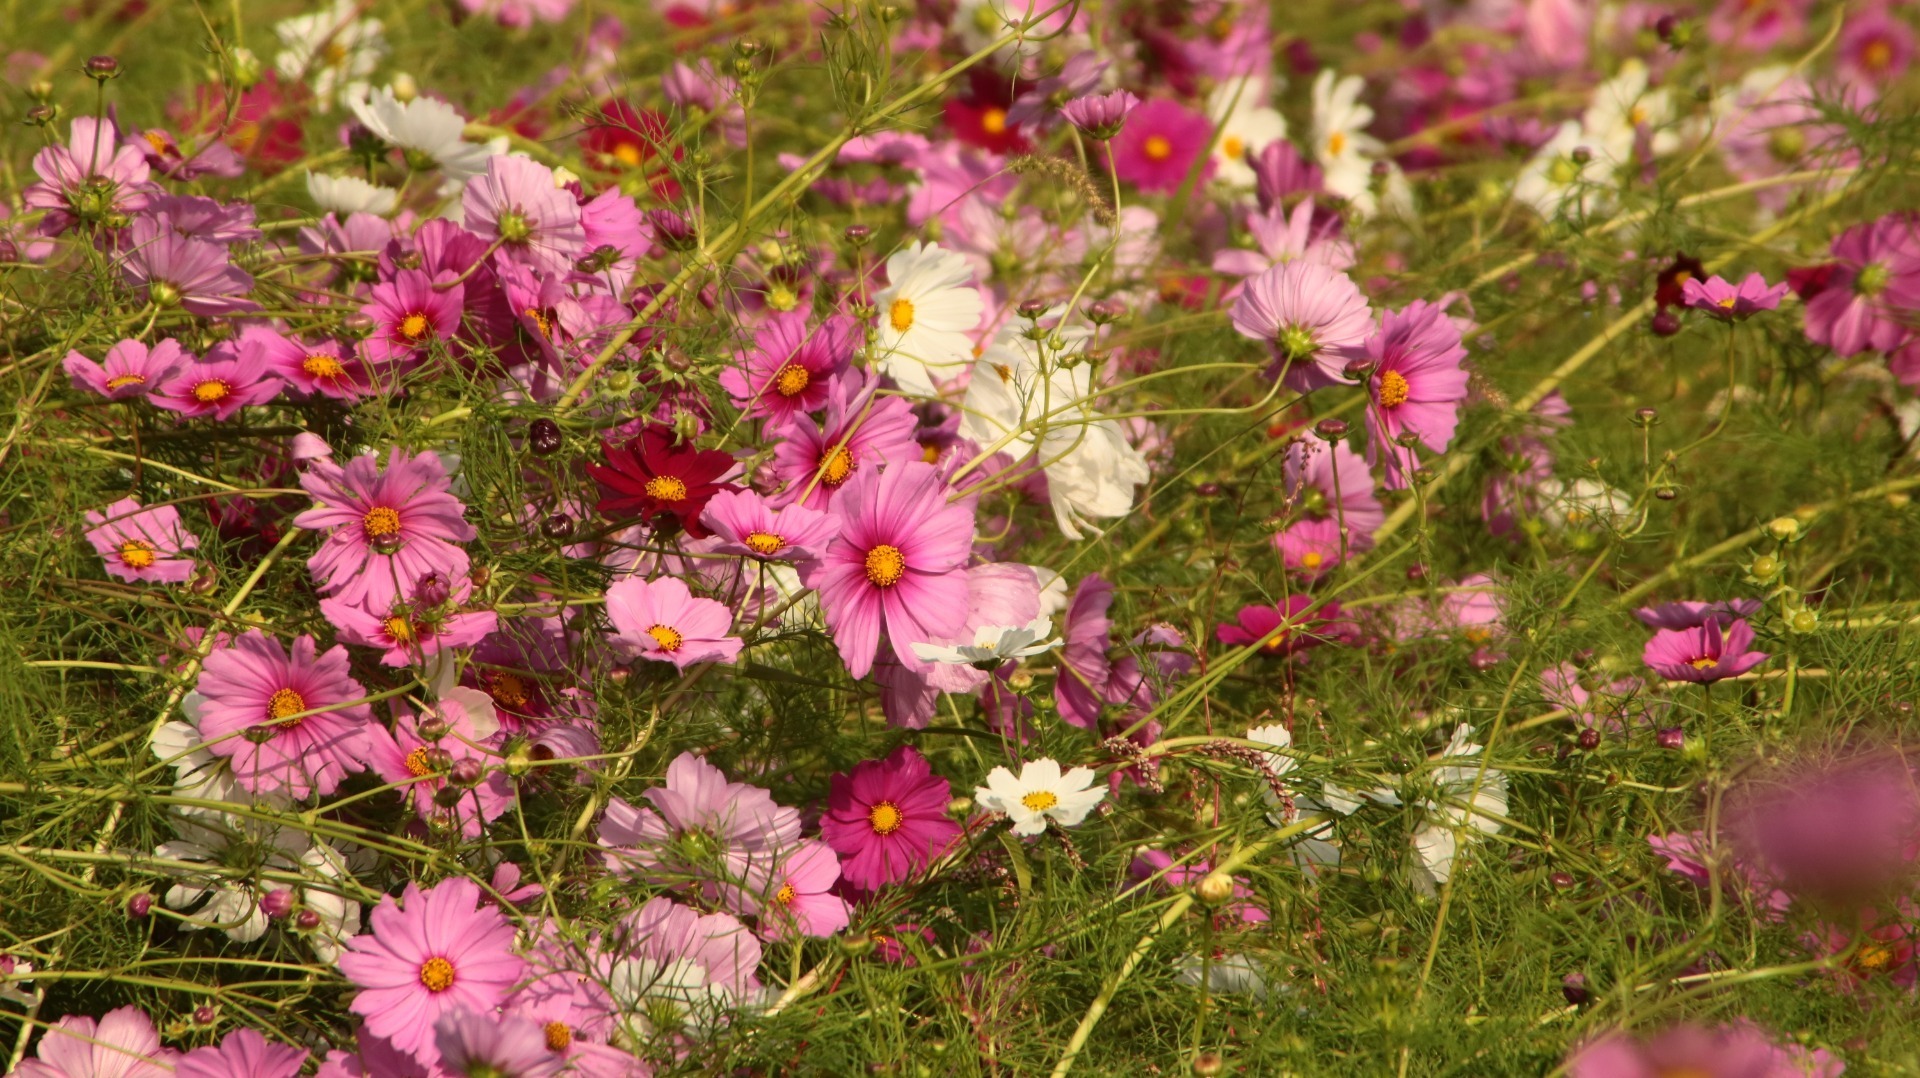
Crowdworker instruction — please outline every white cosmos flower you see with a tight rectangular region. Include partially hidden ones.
[1535,477,1634,532]
[1207,79,1289,189]
[346,84,507,188]
[872,241,985,396]
[1409,724,1509,887]
[1580,59,1678,169]
[154,713,291,819]
[306,171,400,217]
[1311,70,1385,212]
[154,813,310,945]
[1175,952,1271,998]
[273,0,387,110]
[975,758,1106,836]
[1512,120,1613,219]
[910,617,1057,666]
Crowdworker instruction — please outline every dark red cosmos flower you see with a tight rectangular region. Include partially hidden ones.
[170,73,307,173]
[588,427,739,538]
[1653,252,1707,310]
[582,101,683,201]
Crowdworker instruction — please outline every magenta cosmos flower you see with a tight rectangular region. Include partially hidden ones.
[151,350,285,421]
[1642,616,1769,683]
[1275,438,1382,574]
[1229,260,1373,392]
[251,328,372,400]
[766,370,920,510]
[758,839,852,940]
[1634,598,1762,630]
[721,310,856,422]
[320,576,497,667]
[12,1006,178,1078]
[1838,8,1915,85]
[1802,216,1920,357]
[84,497,198,584]
[1054,573,1192,731]
[700,488,840,563]
[821,745,962,891]
[1216,597,1353,657]
[1727,752,1920,904]
[799,460,974,679]
[433,1009,564,1078]
[463,154,586,276]
[1108,98,1211,192]
[1682,272,1789,321]
[1060,88,1139,141]
[176,1028,307,1078]
[337,877,529,1066]
[1364,299,1471,489]
[22,117,154,236]
[598,751,802,909]
[64,337,186,401]
[295,448,477,612]
[368,707,515,838]
[360,269,466,367]
[190,630,375,798]
[605,575,744,670]
[120,214,258,317]
[1567,1020,1842,1078]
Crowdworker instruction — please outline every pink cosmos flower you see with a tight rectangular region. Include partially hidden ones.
[119,214,258,317]
[63,337,187,401]
[1229,260,1373,392]
[766,370,921,510]
[1649,830,1792,919]
[605,576,743,669]
[1213,200,1356,298]
[1802,216,1920,357]
[463,155,586,276]
[1642,617,1769,683]
[190,630,375,798]
[1727,752,1920,905]
[22,117,154,236]
[758,839,852,940]
[1215,597,1353,656]
[1364,299,1472,489]
[321,577,498,667]
[820,745,962,891]
[1109,98,1211,191]
[1060,89,1139,141]
[1008,52,1109,130]
[313,1030,435,1078]
[1277,437,1382,572]
[609,895,763,1012]
[12,1006,177,1078]
[800,460,974,679]
[1249,141,1325,212]
[152,349,284,421]
[1682,272,1789,321]
[433,1009,565,1078]
[1054,574,1192,733]
[336,877,529,1065]
[368,707,515,837]
[1839,9,1915,85]
[720,310,856,421]
[1566,1020,1842,1078]
[251,329,372,400]
[700,488,840,563]
[1634,598,1762,630]
[84,497,198,584]
[176,1028,307,1078]
[149,194,260,246]
[360,269,466,367]
[127,126,244,182]
[458,0,577,29]
[598,752,802,909]
[295,448,477,612]
[1706,0,1812,50]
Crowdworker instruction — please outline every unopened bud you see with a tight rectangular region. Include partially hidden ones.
[84,55,121,81]
[1194,871,1235,906]
[127,891,153,918]
[192,1005,217,1025]
[1749,554,1780,580]
[295,908,322,930]
[23,104,56,128]
[449,758,484,787]
[259,888,295,920]
[1765,516,1799,542]
[1192,1052,1226,1077]
[1788,608,1818,634]
[1576,727,1601,751]
[1650,311,1681,337]
[1313,418,1349,441]
[1655,727,1685,750]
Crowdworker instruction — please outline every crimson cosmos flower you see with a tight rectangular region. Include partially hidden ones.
[587,427,740,538]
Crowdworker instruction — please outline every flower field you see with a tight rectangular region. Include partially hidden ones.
[1,0,1919,1074]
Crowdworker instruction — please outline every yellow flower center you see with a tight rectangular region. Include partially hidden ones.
[303,353,346,379]
[819,445,855,487]
[362,506,403,538]
[524,306,555,339]
[775,882,798,905]
[1020,790,1060,812]
[774,363,811,397]
[1377,369,1411,409]
[267,687,307,727]
[144,131,170,154]
[1143,135,1173,161]
[1628,103,1649,126]
[1327,131,1347,157]
[404,745,435,777]
[1854,941,1894,971]
[868,800,904,835]
[888,298,916,333]
[489,673,531,708]
[119,540,157,568]
[1221,134,1245,160]
[106,373,146,390]
[323,41,350,67]
[980,107,1008,135]
[921,443,941,464]
[544,1022,572,1051]
[1716,296,1738,309]
[418,956,456,992]
[766,285,799,312]
[644,475,689,502]
[192,380,232,403]
[1300,550,1323,571]
[1688,656,1718,670]
[399,313,431,341]
[1658,1070,1714,1078]
[647,624,685,652]
[744,531,785,555]
[612,142,643,167]
[1864,39,1893,71]
[384,615,414,643]
[864,544,906,587]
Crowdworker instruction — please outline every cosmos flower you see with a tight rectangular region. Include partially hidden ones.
[605,576,744,670]
[699,488,840,563]
[175,1028,308,1078]
[1059,89,1139,141]
[367,706,515,837]
[120,214,259,317]
[1801,216,1920,357]
[1682,272,1789,321]
[910,618,1057,667]
[346,85,506,187]
[1228,260,1374,392]
[1215,598,1352,656]
[306,172,401,216]
[1275,437,1381,573]
[756,840,852,940]
[1633,599,1762,631]
[720,310,856,422]
[598,752,802,909]
[1363,298,1472,489]
[604,896,762,1038]
[11,1006,178,1078]
[296,448,477,612]
[188,630,375,799]
[358,268,465,367]
[1310,70,1386,212]
[22,117,154,236]
[63,337,187,401]
[1642,617,1769,683]
[1109,98,1212,192]
[1212,199,1356,292]
[1566,1020,1843,1078]
[820,746,961,890]
[589,427,740,538]
[431,1010,565,1078]
[1206,79,1288,189]
[84,498,198,584]
[273,0,387,109]
[766,369,924,511]
[151,349,285,421]
[463,155,586,276]
[975,758,1106,836]
[871,242,984,395]
[251,329,372,401]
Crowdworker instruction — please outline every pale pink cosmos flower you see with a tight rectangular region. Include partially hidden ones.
[757,839,852,940]
[84,497,198,584]
[295,448,477,613]
[1229,261,1373,392]
[1275,437,1381,574]
[1363,298,1472,489]
[22,117,154,236]
[1212,200,1356,299]
[605,575,744,669]
[1567,1019,1842,1078]
[63,338,187,401]
[598,751,802,911]
[250,328,372,400]
[463,154,586,276]
[367,707,515,838]
[175,1027,308,1078]
[12,1006,178,1078]
[605,896,763,1027]
[700,488,840,563]
[1802,216,1920,357]
[189,630,375,798]
[119,214,258,317]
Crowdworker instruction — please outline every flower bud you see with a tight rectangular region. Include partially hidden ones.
[841,931,875,956]
[1765,516,1799,542]
[843,223,872,246]
[295,908,322,931]
[1016,299,1048,320]
[1194,871,1235,906]
[1650,311,1681,337]
[1570,146,1592,165]
[449,758,484,787]
[127,891,153,918]
[1313,418,1349,441]
[1788,608,1818,634]
[1577,728,1601,751]
[527,417,564,456]
[413,572,451,608]
[432,785,466,809]
[1192,1051,1226,1077]
[1549,871,1575,890]
[1561,972,1591,1005]
[1631,407,1658,426]
[192,1005,217,1025]
[416,713,450,741]
[542,513,574,541]
[1085,298,1126,325]
[1655,727,1685,750]
[84,55,121,81]
[259,888,295,920]
[1748,554,1780,580]
[1341,359,1377,382]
